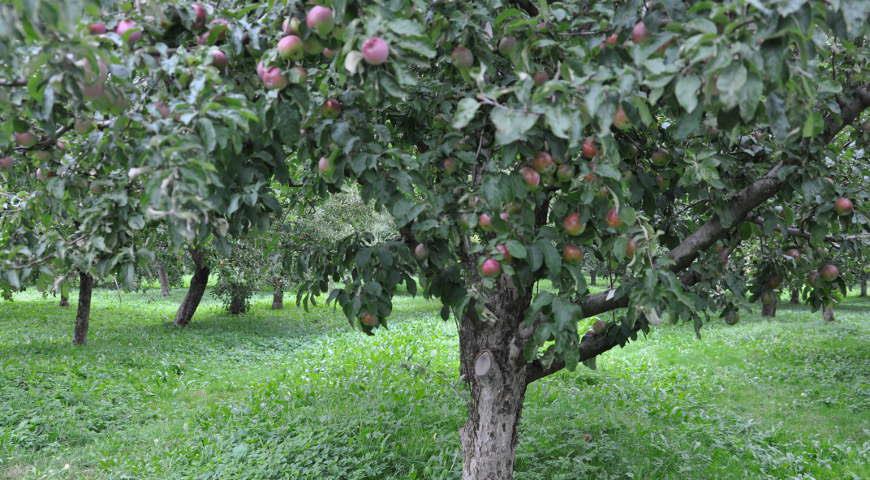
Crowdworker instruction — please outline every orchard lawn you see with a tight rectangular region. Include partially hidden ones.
[0,287,867,480]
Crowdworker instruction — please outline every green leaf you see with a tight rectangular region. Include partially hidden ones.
[452,98,480,129]
[490,106,539,145]
[675,75,701,113]
[716,63,747,109]
[198,118,216,153]
[504,240,527,259]
[801,111,823,138]
[738,74,763,121]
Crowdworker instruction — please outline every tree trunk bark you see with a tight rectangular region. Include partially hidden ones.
[822,304,835,322]
[228,292,246,315]
[790,288,799,304]
[861,275,867,297]
[272,285,284,310]
[174,249,209,327]
[761,291,777,317]
[157,263,171,297]
[73,272,93,345]
[589,270,597,286]
[59,291,69,307]
[458,280,531,480]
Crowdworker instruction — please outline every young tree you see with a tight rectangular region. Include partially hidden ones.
[1,1,867,479]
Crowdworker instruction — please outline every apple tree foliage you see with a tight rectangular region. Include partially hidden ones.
[0,0,868,478]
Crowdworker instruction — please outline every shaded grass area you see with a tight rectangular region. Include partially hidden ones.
[0,289,867,479]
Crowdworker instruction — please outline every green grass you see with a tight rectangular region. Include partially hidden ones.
[0,287,867,479]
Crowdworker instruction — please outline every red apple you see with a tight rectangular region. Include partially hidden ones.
[211,49,228,68]
[563,244,583,264]
[605,33,618,46]
[499,211,510,221]
[498,36,517,55]
[192,3,207,29]
[556,164,574,183]
[317,156,334,176]
[261,67,287,90]
[651,149,669,166]
[306,6,334,36]
[605,208,622,228]
[283,17,301,35]
[834,197,853,216]
[785,248,800,260]
[360,312,378,327]
[479,213,493,231]
[14,131,36,148]
[520,166,541,190]
[322,98,342,118]
[277,35,303,59]
[442,157,457,174]
[362,37,390,65]
[88,23,107,35]
[563,212,585,236]
[613,105,629,129]
[533,71,549,85]
[819,264,839,282]
[451,46,474,68]
[807,271,820,285]
[631,21,648,43]
[496,244,511,263]
[481,258,501,277]
[116,19,141,45]
[155,101,171,118]
[322,47,336,59]
[625,238,637,257]
[414,243,429,260]
[582,137,598,159]
[0,156,14,169]
[532,151,555,174]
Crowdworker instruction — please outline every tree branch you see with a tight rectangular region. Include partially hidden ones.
[525,84,870,383]
[0,79,26,87]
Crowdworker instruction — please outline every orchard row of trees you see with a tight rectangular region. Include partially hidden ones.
[1,1,867,479]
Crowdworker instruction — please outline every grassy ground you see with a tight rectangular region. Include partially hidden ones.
[0,286,867,480]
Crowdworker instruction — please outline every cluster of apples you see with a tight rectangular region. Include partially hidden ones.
[259,5,391,90]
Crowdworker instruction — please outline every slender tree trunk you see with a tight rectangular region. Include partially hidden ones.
[174,249,209,327]
[73,272,93,345]
[761,291,777,317]
[589,270,597,286]
[458,280,531,480]
[790,288,799,304]
[228,292,246,315]
[822,304,835,322]
[157,263,171,297]
[861,275,867,297]
[59,290,69,307]
[272,284,284,310]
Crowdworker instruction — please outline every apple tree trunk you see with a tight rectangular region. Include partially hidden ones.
[59,290,69,308]
[822,304,835,322]
[761,291,777,317]
[272,284,284,310]
[228,292,246,315]
[790,288,799,304]
[73,272,93,345]
[174,249,209,327]
[157,263,171,297]
[458,281,532,480]
[589,270,597,286]
[861,275,867,297]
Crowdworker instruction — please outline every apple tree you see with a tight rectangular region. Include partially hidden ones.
[1,1,868,479]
